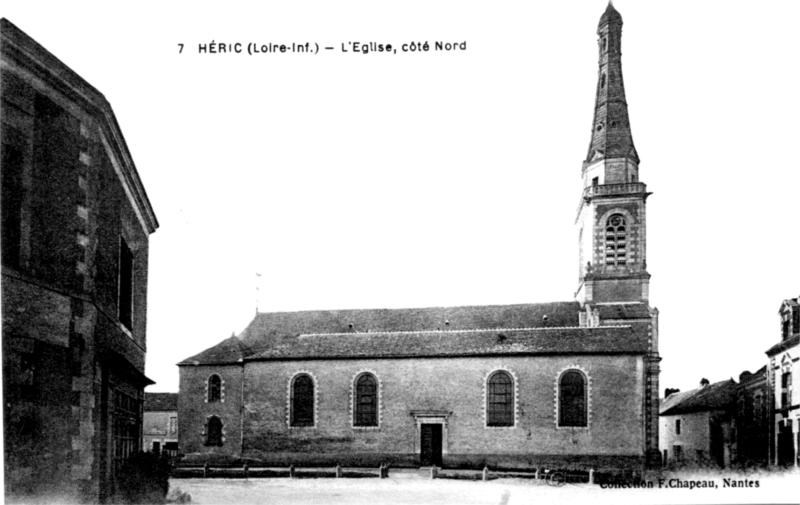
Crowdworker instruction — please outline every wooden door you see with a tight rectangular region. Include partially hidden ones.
[420,424,443,466]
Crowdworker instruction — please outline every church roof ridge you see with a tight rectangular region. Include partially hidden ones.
[297,324,632,338]
[252,300,577,316]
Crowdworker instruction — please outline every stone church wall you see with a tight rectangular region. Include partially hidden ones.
[179,364,244,459]
[226,354,646,469]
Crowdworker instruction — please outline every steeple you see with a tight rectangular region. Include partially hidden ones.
[576,2,651,306]
[586,1,638,166]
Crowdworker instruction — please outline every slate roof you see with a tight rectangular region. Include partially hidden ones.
[599,2,622,26]
[249,324,649,361]
[144,393,178,412]
[766,333,800,358]
[179,301,652,365]
[177,336,252,366]
[237,302,581,352]
[660,380,737,416]
[596,303,652,320]
[739,365,767,386]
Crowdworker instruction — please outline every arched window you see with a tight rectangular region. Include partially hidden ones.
[487,371,514,427]
[354,373,378,427]
[605,214,627,266]
[206,416,223,446]
[208,374,222,402]
[291,374,314,427]
[559,370,587,427]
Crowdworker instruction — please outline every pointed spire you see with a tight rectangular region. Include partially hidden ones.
[598,2,622,27]
[586,2,638,165]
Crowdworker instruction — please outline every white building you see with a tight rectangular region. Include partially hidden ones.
[767,298,800,467]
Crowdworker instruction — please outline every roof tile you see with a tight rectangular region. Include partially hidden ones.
[144,392,178,411]
[660,379,737,415]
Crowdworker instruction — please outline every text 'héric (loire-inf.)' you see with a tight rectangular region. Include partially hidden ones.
[179,41,467,55]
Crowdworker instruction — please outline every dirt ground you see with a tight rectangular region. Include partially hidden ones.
[168,469,797,505]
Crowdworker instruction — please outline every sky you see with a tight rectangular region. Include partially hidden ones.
[2,0,799,396]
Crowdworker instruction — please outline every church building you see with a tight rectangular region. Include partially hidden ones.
[178,3,662,471]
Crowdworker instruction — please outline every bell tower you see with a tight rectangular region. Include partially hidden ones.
[575,2,651,306]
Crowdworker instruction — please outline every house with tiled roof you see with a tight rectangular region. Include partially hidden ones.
[177,3,662,472]
[659,379,738,468]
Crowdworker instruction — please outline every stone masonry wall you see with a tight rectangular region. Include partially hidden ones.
[179,365,244,459]
[221,354,647,469]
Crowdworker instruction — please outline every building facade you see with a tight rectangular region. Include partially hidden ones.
[178,3,661,472]
[767,297,800,467]
[659,380,737,469]
[735,366,769,468]
[143,393,179,458]
[1,18,158,502]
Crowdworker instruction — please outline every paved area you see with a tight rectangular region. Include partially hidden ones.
[169,469,797,505]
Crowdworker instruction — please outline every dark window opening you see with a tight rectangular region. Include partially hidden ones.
[206,416,223,446]
[118,238,134,330]
[600,74,606,88]
[163,441,179,458]
[487,371,514,427]
[559,370,587,427]
[354,374,378,427]
[676,419,681,435]
[793,308,800,337]
[291,374,314,427]
[605,214,627,266]
[208,374,222,403]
